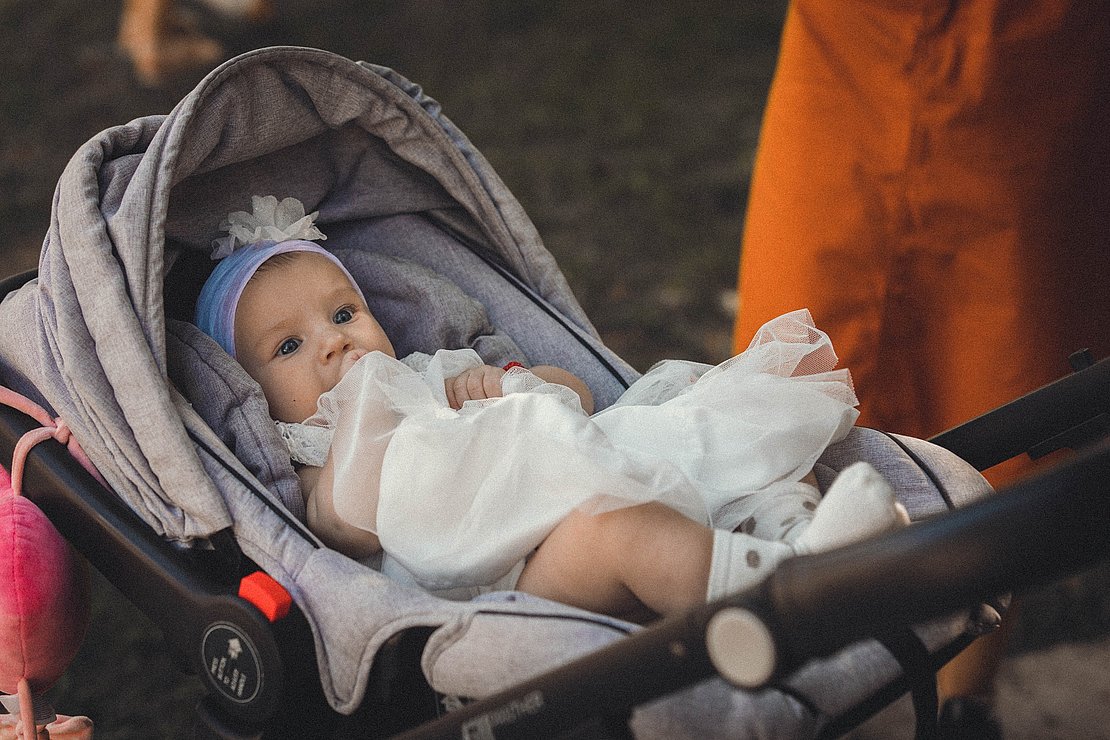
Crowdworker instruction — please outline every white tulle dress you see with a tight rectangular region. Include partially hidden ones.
[277,309,859,597]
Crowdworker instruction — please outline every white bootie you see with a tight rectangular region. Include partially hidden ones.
[705,462,909,602]
[793,461,910,555]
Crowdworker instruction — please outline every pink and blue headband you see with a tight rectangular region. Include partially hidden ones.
[194,239,364,358]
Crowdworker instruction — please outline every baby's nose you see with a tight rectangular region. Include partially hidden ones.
[322,327,352,359]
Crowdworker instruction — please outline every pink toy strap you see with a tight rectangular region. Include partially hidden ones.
[17,677,34,740]
[0,385,105,498]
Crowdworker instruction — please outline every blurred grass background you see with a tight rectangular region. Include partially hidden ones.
[2,1,1108,738]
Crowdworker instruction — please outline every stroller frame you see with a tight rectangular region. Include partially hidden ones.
[2,266,1108,738]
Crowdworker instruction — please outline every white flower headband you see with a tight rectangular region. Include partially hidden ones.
[210,195,327,259]
[197,195,364,358]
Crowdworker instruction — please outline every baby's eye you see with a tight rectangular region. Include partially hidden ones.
[277,338,301,356]
[333,306,355,324]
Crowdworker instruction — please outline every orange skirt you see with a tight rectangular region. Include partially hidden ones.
[735,0,1110,455]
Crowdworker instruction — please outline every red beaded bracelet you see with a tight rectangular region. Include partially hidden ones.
[502,361,525,371]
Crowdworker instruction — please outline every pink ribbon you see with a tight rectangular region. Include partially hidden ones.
[0,386,105,498]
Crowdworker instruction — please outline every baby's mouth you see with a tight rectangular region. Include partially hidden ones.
[340,348,368,376]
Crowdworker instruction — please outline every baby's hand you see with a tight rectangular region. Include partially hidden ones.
[445,365,505,409]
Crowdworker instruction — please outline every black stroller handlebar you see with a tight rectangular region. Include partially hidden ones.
[759,436,1110,665]
[930,352,1110,469]
[0,399,447,737]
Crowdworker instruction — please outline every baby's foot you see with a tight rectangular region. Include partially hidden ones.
[793,462,910,555]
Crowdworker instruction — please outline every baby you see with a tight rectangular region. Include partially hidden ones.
[195,197,909,621]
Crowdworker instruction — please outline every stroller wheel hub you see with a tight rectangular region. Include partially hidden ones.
[706,607,776,688]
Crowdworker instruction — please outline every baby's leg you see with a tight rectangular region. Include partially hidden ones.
[517,463,910,619]
[516,502,714,619]
[516,502,798,618]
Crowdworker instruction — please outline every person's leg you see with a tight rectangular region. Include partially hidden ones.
[734,1,918,430]
[737,0,1110,725]
[517,500,823,619]
[117,0,223,87]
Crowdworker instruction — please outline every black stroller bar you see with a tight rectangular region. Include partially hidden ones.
[761,437,1109,663]
[930,352,1110,470]
[0,402,289,727]
[394,440,1110,739]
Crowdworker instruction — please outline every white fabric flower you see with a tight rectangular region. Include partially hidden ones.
[210,195,327,258]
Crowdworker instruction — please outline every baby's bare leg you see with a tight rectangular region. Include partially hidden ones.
[516,502,713,620]
[516,465,910,619]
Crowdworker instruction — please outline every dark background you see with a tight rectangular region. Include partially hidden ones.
[1,1,1107,737]
[1,0,787,369]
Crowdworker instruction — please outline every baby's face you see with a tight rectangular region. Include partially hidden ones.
[234,251,395,422]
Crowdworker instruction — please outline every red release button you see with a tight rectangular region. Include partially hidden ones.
[238,571,292,622]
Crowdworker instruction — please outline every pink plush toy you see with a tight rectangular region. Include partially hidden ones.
[0,386,95,739]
